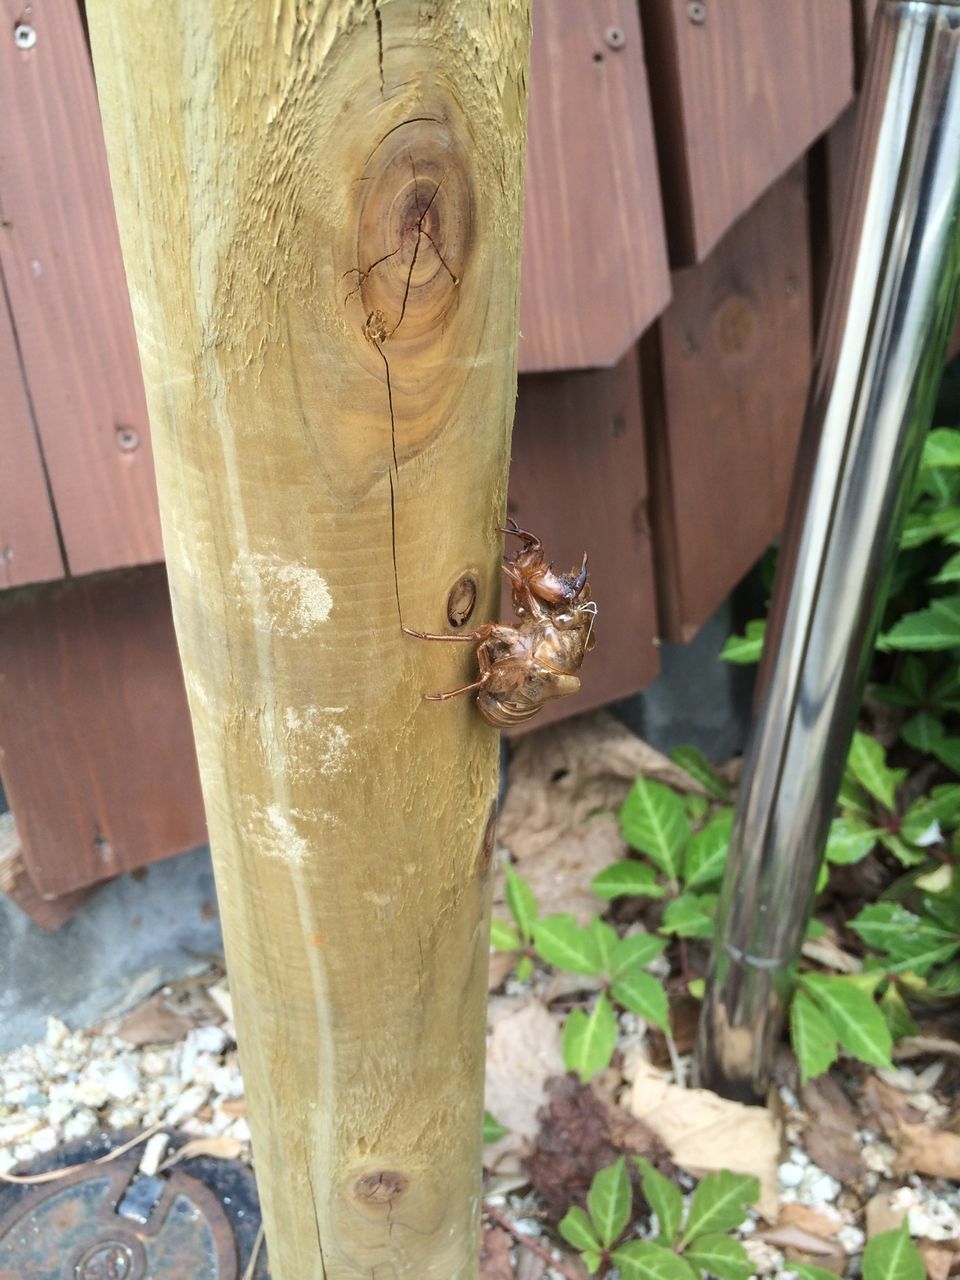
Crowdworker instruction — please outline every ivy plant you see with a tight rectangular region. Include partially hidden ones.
[558,1157,758,1280]
[490,862,539,981]
[793,1221,925,1280]
[530,914,669,1080]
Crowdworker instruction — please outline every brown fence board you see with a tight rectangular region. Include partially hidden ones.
[0,567,205,897]
[518,0,670,372]
[506,346,659,729]
[641,0,853,265]
[647,165,812,641]
[0,0,162,577]
[0,288,64,589]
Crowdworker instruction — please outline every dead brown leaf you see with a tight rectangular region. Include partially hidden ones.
[861,1074,926,1135]
[919,1240,960,1280]
[894,1035,960,1062]
[776,1204,843,1239]
[479,1226,515,1280]
[485,999,564,1174]
[218,1096,247,1118]
[162,1135,244,1167]
[526,1075,668,1223]
[117,993,195,1046]
[755,1224,840,1257]
[489,950,516,992]
[497,714,702,919]
[516,1252,546,1280]
[895,1122,960,1178]
[865,1190,908,1239]
[801,1076,864,1183]
[627,1062,781,1220]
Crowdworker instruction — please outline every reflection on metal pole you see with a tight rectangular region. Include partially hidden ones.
[696,0,960,1102]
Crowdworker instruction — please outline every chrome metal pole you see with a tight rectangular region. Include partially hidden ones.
[696,0,960,1102]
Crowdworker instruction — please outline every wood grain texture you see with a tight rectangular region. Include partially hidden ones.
[518,0,670,371]
[0,0,161,576]
[0,568,205,898]
[0,283,64,588]
[88,2,531,1276]
[647,165,812,642]
[641,0,854,264]
[0,815,90,932]
[506,349,659,728]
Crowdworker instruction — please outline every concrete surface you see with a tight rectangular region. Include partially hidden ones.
[0,846,222,1053]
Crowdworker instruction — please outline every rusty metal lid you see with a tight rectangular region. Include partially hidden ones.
[0,1136,268,1279]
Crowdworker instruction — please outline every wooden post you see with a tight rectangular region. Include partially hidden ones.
[86,3,531,1276]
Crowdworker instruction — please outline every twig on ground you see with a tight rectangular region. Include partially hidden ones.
[242,1223,265,1280]
[0,1121,166,1185]
[665,1032,686,1087]
[483,1201,583,1280]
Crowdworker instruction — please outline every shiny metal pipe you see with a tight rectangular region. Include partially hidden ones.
[696,0,960,1102]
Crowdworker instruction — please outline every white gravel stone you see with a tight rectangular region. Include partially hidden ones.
[103,1062,141,1102]
[62,1109,98,1142]
[44,1018,69,1049]
[837,1225,865,1254]
[778,1161,805,1189]
[29,1126,58,1155]
[743,1238,784,1274]
[166,1084,209,1127]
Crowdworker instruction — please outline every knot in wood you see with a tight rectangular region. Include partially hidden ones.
[354,1170,409,1206]
[353,118,471,345]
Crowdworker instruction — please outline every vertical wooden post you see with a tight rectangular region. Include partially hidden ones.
[87,3,531,1276]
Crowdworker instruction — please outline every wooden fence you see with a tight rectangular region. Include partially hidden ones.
[0,0,947,924]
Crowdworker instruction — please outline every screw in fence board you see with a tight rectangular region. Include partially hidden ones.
[86,2,532,1275]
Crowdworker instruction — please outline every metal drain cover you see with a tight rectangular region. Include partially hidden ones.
[0,1150,238,1279]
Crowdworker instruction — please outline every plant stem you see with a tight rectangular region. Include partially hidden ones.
[482,1203,583,1280]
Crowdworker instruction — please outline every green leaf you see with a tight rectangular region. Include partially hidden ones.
[687,977,705,999]
[592,860,666,902]
[930,735,960,774]
[483,1110,508,1144]
[684,1234,753,1280]
[901,710,945,753]
[669,746,730,800]
[563,994,617,1083]
[862,1221,925,1280]
[791,1266,847,1280]
[847,731,905,811]
[877,831,928,868]
[610,969,669,1030]
[899,655,929,701]
[635,1158,683,1245]
[720,619,766,665]
[838,775,876,820]
[660,893,718,939]
[588,917,619,975]
[900,505,960,548]
[825,815,878,865]
[505,863,538,943]
[587,1156,631,1249]
[613,1241,695,1280]
[923,427,960,469]
[534,914,603,976]
[931,550,960,584]
[620,779,689,880]
[880,594,960,651]
[557,1205,601,1254]
[798,973,893,1069]
[879,984,919,1041]
[684,810,734,891]
[680,1170,759,1246]
[905,784,960,836]
[928,960,960,995]
[490,918,521,952]
[790,991,839,1083]
[849,902,958,974]
[516,954,533,982]
[685,792,710,822]
[610,931,667,977]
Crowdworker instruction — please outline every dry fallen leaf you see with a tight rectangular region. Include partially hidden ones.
[479,1226,515,1280]
[865,1190,909,1239]
[526,1075,668,1224]
[162,1135,244,1167]
[919,1239,960,1280]
[117,993,196,1046]
[754,1224,840,1257]
[895,1123,960,1179]
[776,1204,843,1238]
[626,1062,781,1220]
[489,950,516,992]
[801,1076,864,1184]
[485,999,564,1174]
